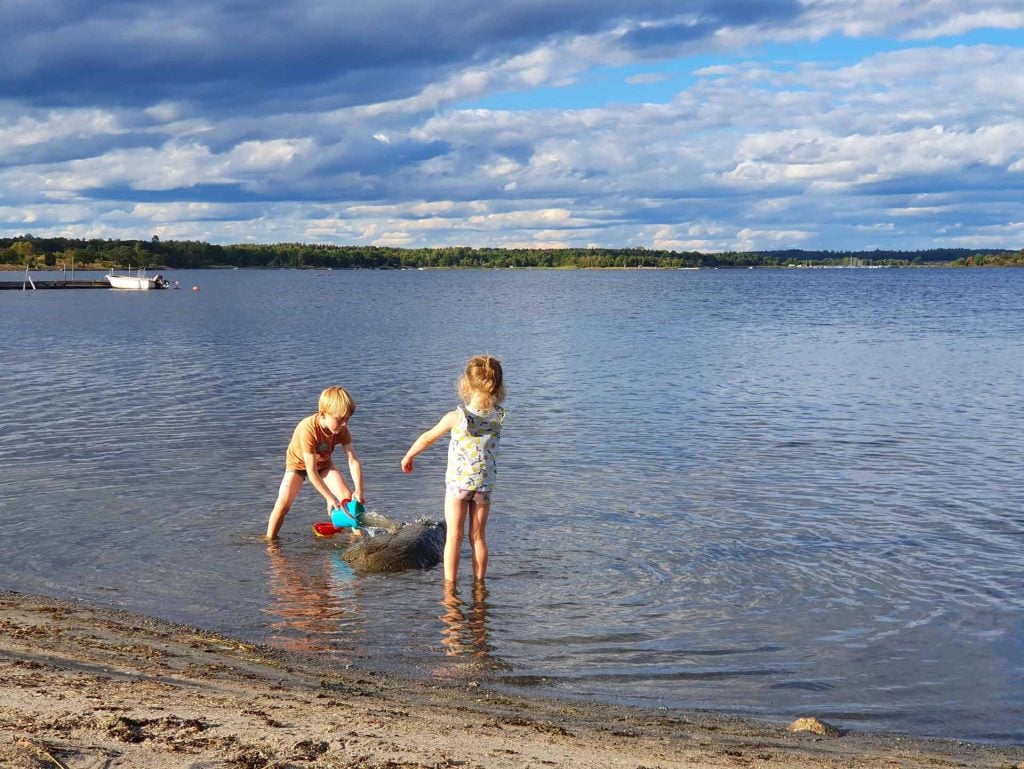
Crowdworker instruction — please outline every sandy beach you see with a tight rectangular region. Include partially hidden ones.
[2,590,1021,769]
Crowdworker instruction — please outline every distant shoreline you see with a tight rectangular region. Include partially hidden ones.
[3,262,1021,272]
[2,237,1021,271]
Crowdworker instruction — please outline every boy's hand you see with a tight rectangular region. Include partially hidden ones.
[401,456,413,473]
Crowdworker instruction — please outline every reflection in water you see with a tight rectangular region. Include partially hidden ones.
[436,583,509,678]
[440,582,493,657]
[264,541,367,654]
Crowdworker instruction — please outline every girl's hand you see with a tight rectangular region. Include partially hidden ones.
[401,456,414,474]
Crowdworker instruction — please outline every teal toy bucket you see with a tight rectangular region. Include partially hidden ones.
[330,498,365,529]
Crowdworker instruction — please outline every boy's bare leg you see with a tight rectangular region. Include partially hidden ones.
[321,467,359,539]
[444,495,469,584]
[320,467,352,511]
[265,471,304,540]
[467,501,490,582]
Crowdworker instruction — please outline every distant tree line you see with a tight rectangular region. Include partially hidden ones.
[1,234,1021,270]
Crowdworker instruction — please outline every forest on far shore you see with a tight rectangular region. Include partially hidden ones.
[2,235,1022,270]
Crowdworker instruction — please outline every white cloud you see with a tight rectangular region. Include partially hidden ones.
[647,222,815,252]
[0,107,121,152]
[722,123,1024,190]
[129,202,236,221]
[790,0,1024,42]
[144,102,186,122]
[734,227,814,251]
[625,72,671,85]
[902,10,1024,39]
[944,220,1024,247]
[227,138,316,173]
[64,143,226,192]
[2,4,1024,250]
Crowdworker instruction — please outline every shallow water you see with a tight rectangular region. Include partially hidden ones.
[2,267,1022,742]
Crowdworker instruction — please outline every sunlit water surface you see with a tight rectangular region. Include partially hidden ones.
[2,267,1022,743]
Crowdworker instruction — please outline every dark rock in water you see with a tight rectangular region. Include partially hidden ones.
[342,519,446,572]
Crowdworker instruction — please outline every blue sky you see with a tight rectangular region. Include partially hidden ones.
[1,1,1023,251]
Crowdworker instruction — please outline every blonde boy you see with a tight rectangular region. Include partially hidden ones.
[265,386,364,539]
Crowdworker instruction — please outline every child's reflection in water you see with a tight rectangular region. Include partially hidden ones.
[439,583,507,672]
[264,541,366,654]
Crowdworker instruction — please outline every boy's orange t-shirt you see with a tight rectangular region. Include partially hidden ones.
[285,414,351,472]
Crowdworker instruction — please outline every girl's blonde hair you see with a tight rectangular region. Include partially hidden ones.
[458,355,505,409]
[318,386,356,418]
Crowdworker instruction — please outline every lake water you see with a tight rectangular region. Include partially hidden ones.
[2,267,1022,743]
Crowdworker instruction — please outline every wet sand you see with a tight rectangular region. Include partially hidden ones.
[2,590,1021,768]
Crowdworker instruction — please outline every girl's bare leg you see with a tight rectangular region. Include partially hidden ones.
[444,495,469,584]
[266,471,304,539]
[467,500,490,582]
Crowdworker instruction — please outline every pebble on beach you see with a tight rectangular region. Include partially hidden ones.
[787,717,841,737]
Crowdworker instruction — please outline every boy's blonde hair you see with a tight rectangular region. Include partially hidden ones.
[318,386,356,418]
[458,355,505,409]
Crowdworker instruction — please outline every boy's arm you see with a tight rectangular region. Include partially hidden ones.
[303,450,345,509]
[401,410,459,474]
[340,442,364,503]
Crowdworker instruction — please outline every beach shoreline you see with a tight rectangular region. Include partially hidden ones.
[2,589,1021,768]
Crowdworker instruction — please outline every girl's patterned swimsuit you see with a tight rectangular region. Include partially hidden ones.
[445,404,505,493]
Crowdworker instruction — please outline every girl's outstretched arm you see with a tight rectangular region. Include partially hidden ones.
[401,410,459,473]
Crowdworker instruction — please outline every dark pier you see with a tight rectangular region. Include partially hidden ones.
[0,279,111,290]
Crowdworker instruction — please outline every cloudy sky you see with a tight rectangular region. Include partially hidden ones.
[2,1,1023,251]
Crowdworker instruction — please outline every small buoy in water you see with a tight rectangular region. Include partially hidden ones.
[192,285,199,291]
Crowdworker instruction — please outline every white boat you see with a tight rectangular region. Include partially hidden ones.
[105,269,170,290]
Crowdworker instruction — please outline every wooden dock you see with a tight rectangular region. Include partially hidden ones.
[0,279,111,290]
